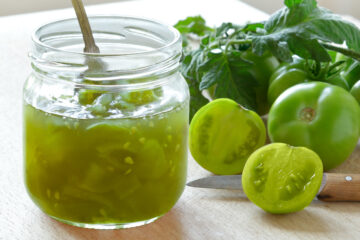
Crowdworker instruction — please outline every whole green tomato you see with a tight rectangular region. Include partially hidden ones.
[268,59,308,105]
[350,80,360,104]
[268,82,360,170]
[268,60,305,84]
[268,68,309,105]
[268,60,349,106]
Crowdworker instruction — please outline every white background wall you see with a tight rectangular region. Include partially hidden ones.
[241,0,360,19]
[0,0,122,16]
[0,0,359,18]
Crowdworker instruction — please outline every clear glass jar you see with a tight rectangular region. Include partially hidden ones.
[23,16,189,229]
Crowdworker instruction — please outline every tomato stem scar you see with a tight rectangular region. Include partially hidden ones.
[299,107,316,122]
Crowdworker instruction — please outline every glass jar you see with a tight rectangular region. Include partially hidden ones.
[23,16,189,229]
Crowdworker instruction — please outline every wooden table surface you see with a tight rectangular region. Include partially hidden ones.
[1,0,359,239]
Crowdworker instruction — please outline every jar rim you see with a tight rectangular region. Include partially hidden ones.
[30,15,183,83]
[31,15,181,57]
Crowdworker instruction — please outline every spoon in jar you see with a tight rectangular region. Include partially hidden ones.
[71,0,100,53]
[71,0,105,75]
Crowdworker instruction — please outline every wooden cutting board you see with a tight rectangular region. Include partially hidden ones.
[43,146,360,240]
[5,147,359,240]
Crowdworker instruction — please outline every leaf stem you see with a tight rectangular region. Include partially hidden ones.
[322,42,360,62]
[328,60,345,76]
[224,39,252,53]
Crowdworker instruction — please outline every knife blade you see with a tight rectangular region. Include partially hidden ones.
[187,173,360,202]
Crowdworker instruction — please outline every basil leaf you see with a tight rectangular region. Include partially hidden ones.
[252,0,360,62]
[181,49,209,119]
[198,50,257,110]
[188,78,209,120]
[174,16,213,36]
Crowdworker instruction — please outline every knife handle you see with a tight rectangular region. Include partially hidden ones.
[317,173,360,202]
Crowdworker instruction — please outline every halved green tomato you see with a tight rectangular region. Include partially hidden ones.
[189,98,266,175]
[242,143,323,214]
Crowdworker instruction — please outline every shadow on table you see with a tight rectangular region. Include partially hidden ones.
[259,209,335,233]
[50,208,185,240]
[311,201,360,213]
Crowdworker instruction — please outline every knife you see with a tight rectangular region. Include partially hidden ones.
[187,173,360,202]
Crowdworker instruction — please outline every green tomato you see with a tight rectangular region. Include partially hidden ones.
[268,59,308,106]
[189,98,266,175]
[268,82,360,170]
[268,68,309,105]
[268,58,350,106]
[350,80,360,104]
[242,143,323,214]
[324,74,349,91]
[241,50,279,115]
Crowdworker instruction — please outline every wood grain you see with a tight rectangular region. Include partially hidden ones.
[318,173,360,202]
[0,1,360,240]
